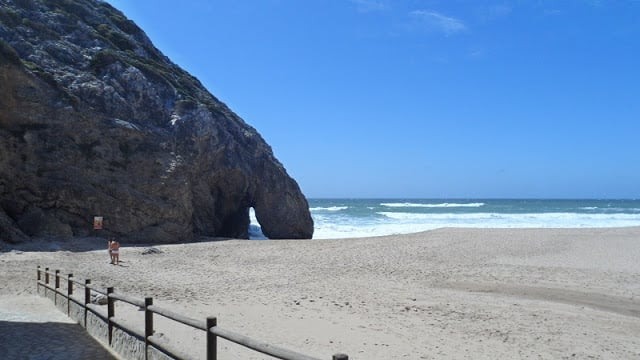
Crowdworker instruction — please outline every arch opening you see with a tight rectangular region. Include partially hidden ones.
[248,207,267,240]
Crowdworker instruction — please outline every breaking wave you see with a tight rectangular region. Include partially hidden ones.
[381,202,485,208]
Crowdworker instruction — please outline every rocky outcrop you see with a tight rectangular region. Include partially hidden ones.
[0,0,313,243]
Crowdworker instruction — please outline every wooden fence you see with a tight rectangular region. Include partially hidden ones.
[36,265,349,360]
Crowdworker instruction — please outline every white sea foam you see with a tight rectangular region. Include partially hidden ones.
[311,212,640,239]
[381,202,485,208]
[250,205,640,240]
[378,211,640,222]
[378,211,640,228]
[248,208,267,239]
[309,206,349,212]
[249,208,258,223]
[580,207,598,210]
[606,208,640,212]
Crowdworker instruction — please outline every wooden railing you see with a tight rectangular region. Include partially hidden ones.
[36,266,349,360]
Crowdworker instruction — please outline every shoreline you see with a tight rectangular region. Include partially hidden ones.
[311,224,640,240]
[3,224,640,249]
[2,226,640,359]
[315,224,640,241]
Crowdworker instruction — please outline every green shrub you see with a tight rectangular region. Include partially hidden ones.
[21,18,60,40]
[95,23,135,52]
[109,14,140,36]
[107,30,135,51]
[89,49,120,72]
[55,0,93,23]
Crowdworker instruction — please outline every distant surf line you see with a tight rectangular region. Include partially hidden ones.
[309,206,349,211]
[380,202,485,208]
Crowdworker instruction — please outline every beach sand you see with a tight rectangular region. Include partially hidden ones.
[1,227,639,359]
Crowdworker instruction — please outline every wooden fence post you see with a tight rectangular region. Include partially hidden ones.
[333,354,349,360]
[144,297,153,360]
[44,268,49,298]
[207,317,217,360]
[54,270,60,305]
[36,266,41,293]
[67,274,73,316]
[107,287,114,345]
[84,279,91,327]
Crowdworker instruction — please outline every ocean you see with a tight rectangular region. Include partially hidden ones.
[250,199,640,239]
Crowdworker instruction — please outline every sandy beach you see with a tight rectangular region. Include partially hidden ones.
[1,227,639,359]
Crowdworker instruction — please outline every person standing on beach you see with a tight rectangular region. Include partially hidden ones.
[108,239,114,264]
[111,240,120,265]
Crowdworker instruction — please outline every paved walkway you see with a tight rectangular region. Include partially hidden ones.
[0,295,118,359]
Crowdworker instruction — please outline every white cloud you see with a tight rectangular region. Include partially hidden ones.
[410,10,467,35]
[350,0,387,13]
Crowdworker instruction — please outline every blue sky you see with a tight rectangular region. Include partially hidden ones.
[105,0,640,199]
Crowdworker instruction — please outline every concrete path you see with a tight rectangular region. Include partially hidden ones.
[0,295,118,359]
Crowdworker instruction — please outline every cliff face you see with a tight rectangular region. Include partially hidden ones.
[0,0,313,242]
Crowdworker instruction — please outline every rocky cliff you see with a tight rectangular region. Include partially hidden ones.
[0,0,313,243]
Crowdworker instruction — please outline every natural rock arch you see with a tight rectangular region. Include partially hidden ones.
[0,0,313,243]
